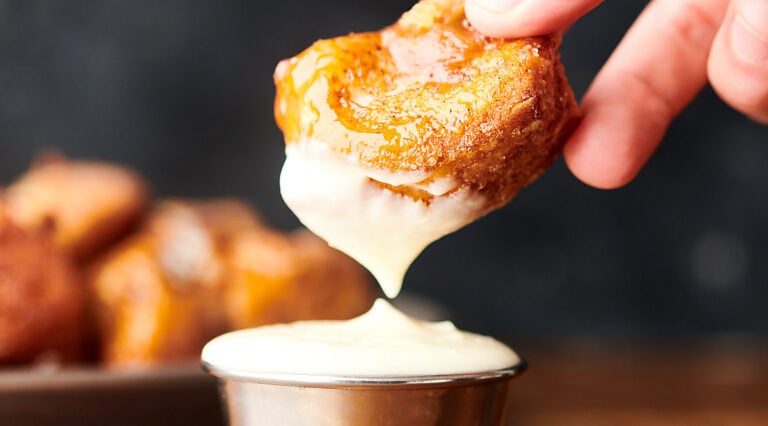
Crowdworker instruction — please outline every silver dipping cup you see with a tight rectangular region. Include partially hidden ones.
[202,359,526,426]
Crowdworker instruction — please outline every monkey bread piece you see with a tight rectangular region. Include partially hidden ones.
[0,216,86,365]
[275,0,578,297]
[225,229,375,329]
[274,0,578,209]
[5,156,149,261]
[91,199,260,368]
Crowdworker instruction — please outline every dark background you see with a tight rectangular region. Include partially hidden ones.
[2,0,767,341]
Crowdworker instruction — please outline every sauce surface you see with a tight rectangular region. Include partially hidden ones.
[202,298,518,376]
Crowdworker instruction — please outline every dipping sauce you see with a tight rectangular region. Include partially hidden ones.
[279,139,485,299]
[202,298,518,377]
[202,132,520,378]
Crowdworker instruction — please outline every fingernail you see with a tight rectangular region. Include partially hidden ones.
[469,0,523,13]
[731,0,768,63]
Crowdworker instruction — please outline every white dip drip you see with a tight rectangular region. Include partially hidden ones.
[279,139,485,298]
[202,298,518,376]
[202,138,519,378]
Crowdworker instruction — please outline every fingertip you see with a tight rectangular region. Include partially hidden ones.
[563,120,640,190]
[465,0,603,38]
[708,0,768,123]
[463,0,537,38]
[562,73,675,191]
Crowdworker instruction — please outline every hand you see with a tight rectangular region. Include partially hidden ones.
[465,0,768,189]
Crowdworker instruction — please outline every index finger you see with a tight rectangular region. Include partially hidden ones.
[563,0,729,188]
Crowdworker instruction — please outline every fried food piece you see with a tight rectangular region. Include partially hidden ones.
[0,213,86,364]
[275,0,579,296]
[5,155,149,261]
[274,0,578,209]
[225,229,375,329]
[91,199,259,368]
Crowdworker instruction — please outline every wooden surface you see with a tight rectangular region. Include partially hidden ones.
[504,342,768,425]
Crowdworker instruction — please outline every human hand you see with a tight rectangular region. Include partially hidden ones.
[465,0,768,189]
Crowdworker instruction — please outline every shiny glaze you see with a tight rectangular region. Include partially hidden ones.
[273,1,549,176]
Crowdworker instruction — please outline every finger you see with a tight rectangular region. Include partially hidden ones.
[564,0,729,189]
[465,0,603,38]
[708,0,768,124]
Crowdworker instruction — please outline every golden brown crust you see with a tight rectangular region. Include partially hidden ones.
[0,218,86,364]
[274,0,578,211]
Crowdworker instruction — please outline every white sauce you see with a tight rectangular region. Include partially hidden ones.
[202,138,518,378]
[202,298,518,376]
[279,139,485,298]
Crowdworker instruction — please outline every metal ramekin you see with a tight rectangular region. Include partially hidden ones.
[202,359,526,426]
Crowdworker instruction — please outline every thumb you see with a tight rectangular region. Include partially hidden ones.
[465,0,604,38]
[708,0,768,124]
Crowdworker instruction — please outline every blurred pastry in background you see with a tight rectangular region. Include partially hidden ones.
[91,199,260,368]
[91,199,375,368]
[4,154,149,261]
[0,211,86,365]
[225,229,375,329]
[1,155,375,369]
